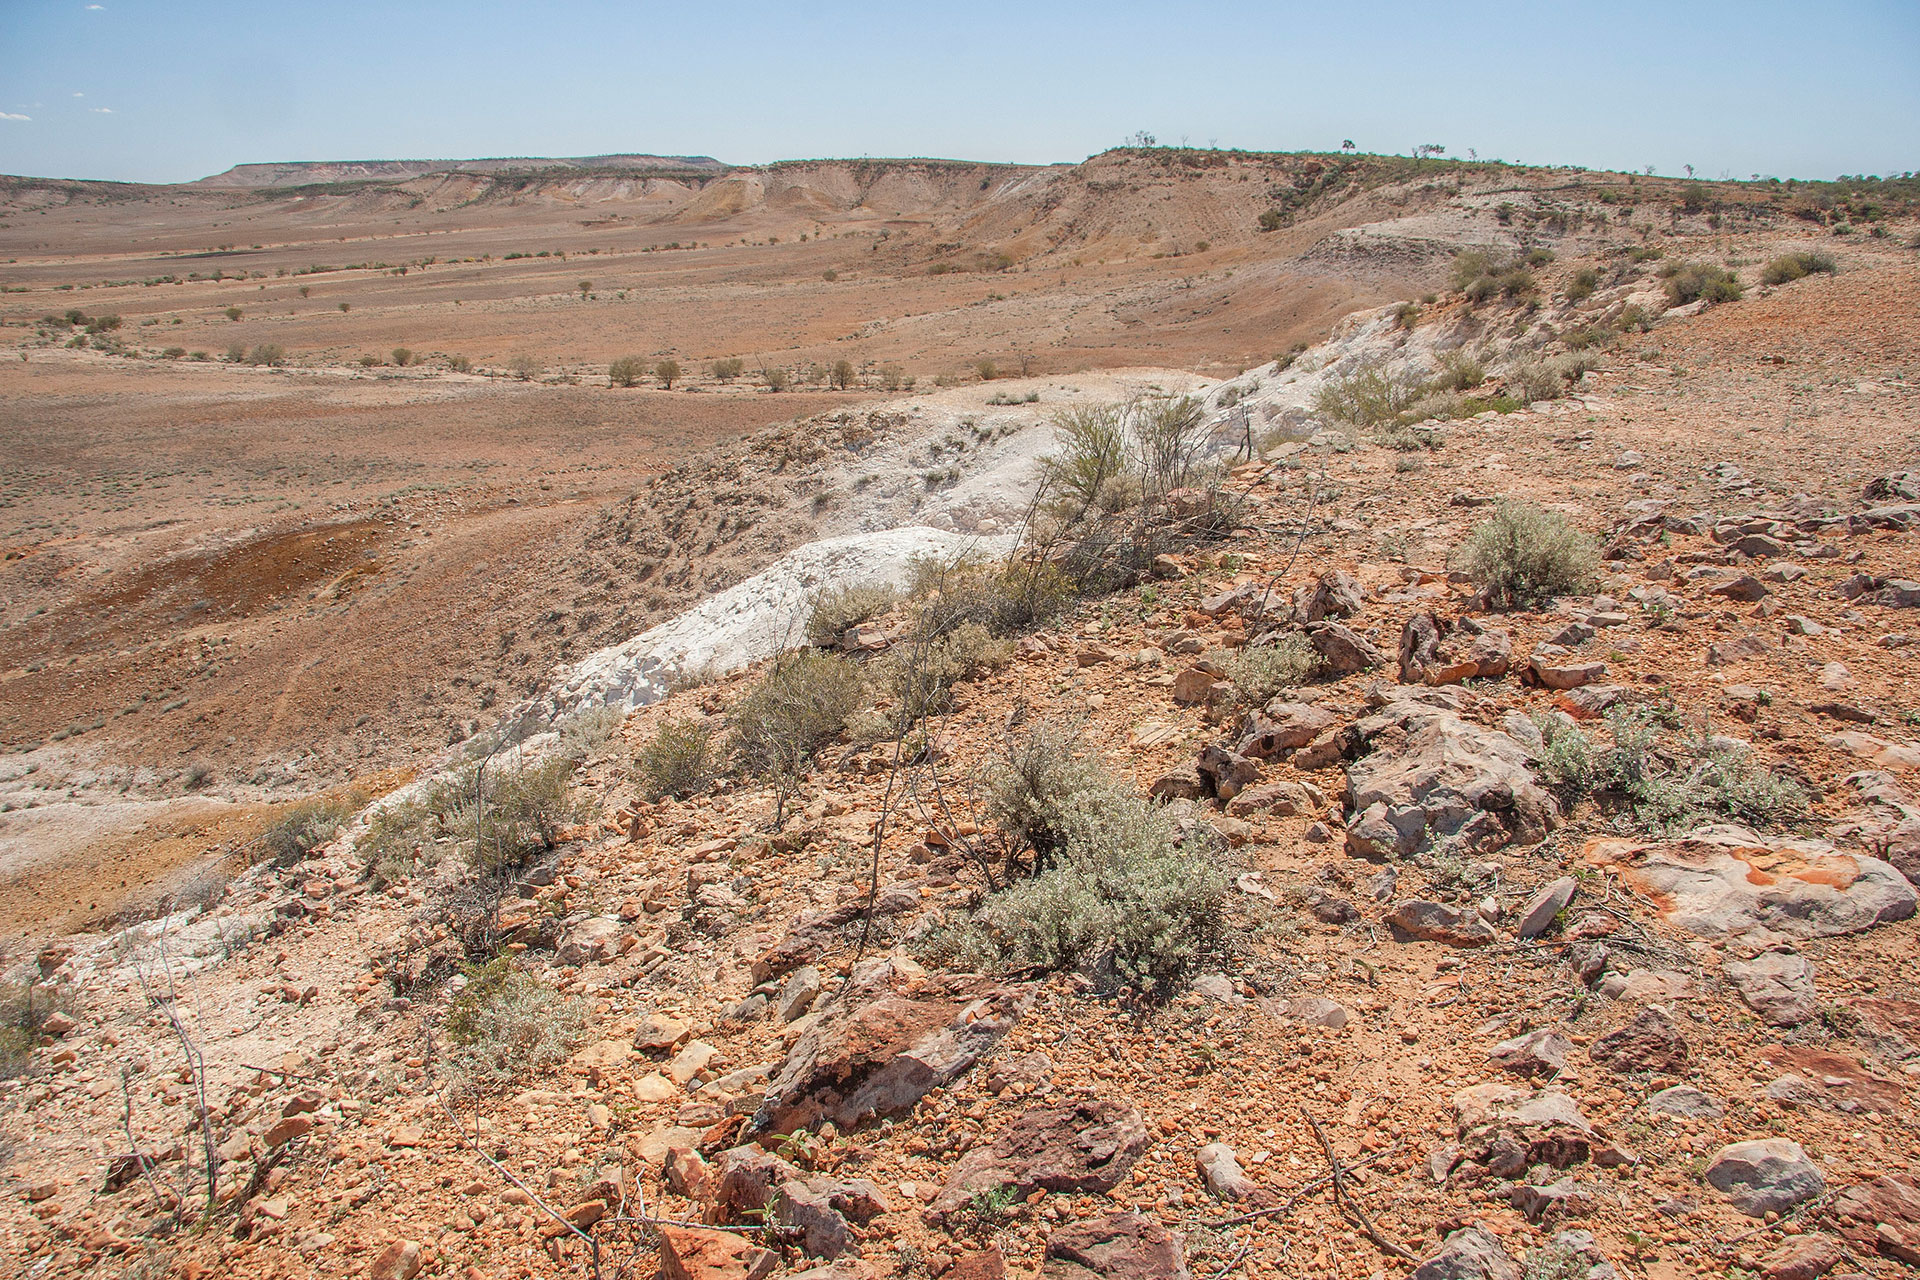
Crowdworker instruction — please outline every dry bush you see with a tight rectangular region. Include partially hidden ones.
[867,621,1010,731]
[443,958,586,1089]
[1662,260,1743,305]
[805,583,898,647]
[1435,348,1485,391]
[730,652,864,823]
[1316,365,1428,427]
[1216,634,1318,703]
[710,356,746,381]
[1761,250,1836,285]
[507,354,544,381]
[934,724,1234,995]
[1039,403,1129,518]
[634,717,721,801]
[1459,501,1599,608]
[609,355,647,387]
[260,794,359,868]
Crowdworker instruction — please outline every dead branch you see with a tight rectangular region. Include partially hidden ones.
[1301,1107,1417,1262]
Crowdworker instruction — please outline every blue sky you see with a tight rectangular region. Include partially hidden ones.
[1,0,1915,184]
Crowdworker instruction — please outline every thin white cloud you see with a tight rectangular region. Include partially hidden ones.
[86,4,105,9]
[90,106,113,114]
[0,112,29,122]
[72,92,84,97]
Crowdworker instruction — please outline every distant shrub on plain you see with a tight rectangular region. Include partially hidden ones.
[507,354,544,381]
[655,358,681,389]
[762,365,789,391]
[391,347,414,367]
[1662,260,1743,306]
[710,356,745,382]
[831,359,855,389]
[609,355,647,387]
[1760,250,1836,285]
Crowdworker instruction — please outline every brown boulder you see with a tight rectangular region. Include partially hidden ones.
[1588,1008,1688,1074]
[929,1096,1151,1220]
[1040,1212,1189,1280]
[749,978,1025,1137]
[657,1225,778,1280]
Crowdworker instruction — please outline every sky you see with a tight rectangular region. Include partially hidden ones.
[0,0,1915,185]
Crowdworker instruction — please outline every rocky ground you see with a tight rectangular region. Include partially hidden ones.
[0,186,1917,1280]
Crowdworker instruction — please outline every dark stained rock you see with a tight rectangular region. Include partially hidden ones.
[1588,1008,1688,1074]
[1344,698,1557,860]
[749,973,1025,1137]
[929,1096,1151,1220]
[1309,621,1385,674]
[1041,1212,1189,1280]
[1832,1174,1920,1263]
[1409,1226,1521,1280]
[1234,701,1337,760]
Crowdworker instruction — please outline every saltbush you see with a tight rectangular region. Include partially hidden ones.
[1459,501,1599,608]
[443,958,586,1088]
[634,717,720,801]
[1760,250,1836,285]
[1662,260,1744,306]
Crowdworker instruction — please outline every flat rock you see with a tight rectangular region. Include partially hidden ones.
[1409,1226,1521,1280]
[1488,1027,1571,1076]
[750,978,1025,1137]
[1588,1008,1688,1074]
[1706,1138,1824,1217]
[1583,826,1916,942]
[1645,1085,1725,1119]
[1345,698,1557,859]
[929,1095,1151,1219]
[1517,877,1577,938]
[1529,658,1608,691]
[1724,950,1819,1026]
[657,1225,779,1280]
[1387,900,1495,946]
[1758,1234,1842,1280]
[1040,1212,1189,1280]
[1195,1142,1260,1201]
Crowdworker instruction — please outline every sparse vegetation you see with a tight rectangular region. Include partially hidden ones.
[655,358,682,389]
[609,355,647,388]
[831,359,855,390]
[1459,501,1599,608]
[443,957,587,1089]
[931,723,1234,995]
[245,343,286,367]
[1662,259,1743,306]
[507,353,544,381]
[730,652,865,825]
[259,795,359,868]
[1566,266,1600,301]
[1217,634,1318,703]
[1760,250,1836,285]
[390,347,414,367]
[1315,366,1427,427]
[1532,708,1808,832]
[634,717,721,801]
[710,356,745,382]
[805,582,898,647]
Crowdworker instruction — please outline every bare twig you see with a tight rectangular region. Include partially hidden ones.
[1198,1143,1401,1227]
[1301,1107,1416,1262]
[118,1067,181,1216]
[433,1088,602,1279]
